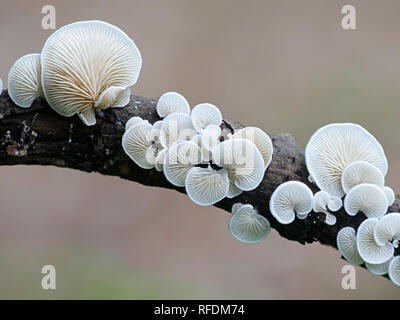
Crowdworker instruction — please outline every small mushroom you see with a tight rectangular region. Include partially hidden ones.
[336,227,364,265]
[313,191,343,225]
[154,148,166,172]
[8,53,43,108]
[122,122,154,169]
[388,256,400,286]
[191,134,212,162]
[344,183,388,218]
[163,140,202,187]
[156,92,190,118]
[125,116,146,131]
[356,218,394,264]
[212,138,265,191]
[41,20,142,126]
[341,161,384,194]
[229,204,271,244]
[185,166,229,206]
[382,186,395,206]
[366,258,393,276]
[159,112,196,148]
[227,182,243,199]
[191,103,222,133]
[269,181,313,224]
[305,123,388,197]
[232,127,273,170]
[232,203,244,215]
[149,120,163,143]
[201,124,221,152]
[373,212,400,246]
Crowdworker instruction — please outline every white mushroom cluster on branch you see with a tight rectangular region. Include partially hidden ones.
[122,91,273,207]
[7,20,142,126]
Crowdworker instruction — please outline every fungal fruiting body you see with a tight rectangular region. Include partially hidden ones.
[336,227,364,265]
[305,123,387,198]
[341,161,384,194]
[388,256,400,286]
[229,204,270,244]
[159,113,196,148]
[156,92,190,117]
[269,181,313,224]
[366,258,392,276]
[313,191,342,225]
[373,212,400,247]
[191,103,222,133]
[41,20,142,126]
[8,53,43,107]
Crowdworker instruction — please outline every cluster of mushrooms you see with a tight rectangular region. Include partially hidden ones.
[2,20,400,286]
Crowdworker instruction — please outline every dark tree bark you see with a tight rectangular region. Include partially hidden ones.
[0,90,397,280]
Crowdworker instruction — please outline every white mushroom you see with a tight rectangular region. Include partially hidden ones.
[336,227,364,265]
[341,161,384,194]
[163,141,201,187]
[125,116,146,131]
[156,92,190,118]
[269,181,313,225]
[373,212,400,246]
[382,186,395,206]
[227,182,243,198]
[308,175,314,183]
[149,120,163,143]
[232,203,244,215]
[191,134,212,162]
[366,258,393,276]
[344,183,388,218]
[313,191,342,225]
[356,218,394,264]
[191,103,222,133]
[229,204,271,244]
[212,138,265,191]
[154,148,166,172]
[122,122,154,169]
[201,124,221,152]
[388,256,400,286]
[8,53,43,108]
[185,166,229,206]
[232,127,273,170]
[159,112,196,148]
[305,123,388,197]
[41,20,142,126]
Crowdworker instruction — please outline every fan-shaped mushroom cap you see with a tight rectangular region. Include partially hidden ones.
[191,134,212,162]
[305,123,388,197]
[366,258,392,276]
[201,125,221,152]
[191,103,222,133]
[313,191,341,225]
[122,122,153,169]
[374,212,400,246]
[156,92,190,118]
[163,141,201,187]
[227,182,243,198]
[149,120,163,143]
[229,204,271,244]
[232,127,273,169]
[8,53,43,108]
[336,227,364,265]
[382,186,395,206]
[212,138,265,191]
[154,148,166,172]
[94,86,131,109]
[41,20,142,126]
[185,166,229,206]
[356,218,394,264]
[269,181,313,225]
[344,183,388,218]
[341,161,384,194]
[232,203,244,215]
[160,112,196,148]
[125,116,146,131]
[388,256,400,286]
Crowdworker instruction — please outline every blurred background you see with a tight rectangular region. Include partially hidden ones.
[0,0,399,299]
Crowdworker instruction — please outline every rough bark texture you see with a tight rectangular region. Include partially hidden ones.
[0,90,398,279]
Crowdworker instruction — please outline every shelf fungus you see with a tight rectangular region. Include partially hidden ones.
[8,53,43,108]
[313,191,342,225]
[341,161,384,194]
[269,181,313,224]
[373,212,400,247]
[41,20,142,126]
[388,256,400,286]
[229,204,271,244]
[191,103,222,133]
[156,92,190,118]
[336,227,364,265]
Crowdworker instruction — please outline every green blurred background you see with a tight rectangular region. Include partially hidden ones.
[0,0,399,299]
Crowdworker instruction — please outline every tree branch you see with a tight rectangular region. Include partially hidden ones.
[0,90,397,279]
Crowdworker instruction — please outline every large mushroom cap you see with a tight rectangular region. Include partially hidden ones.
[156,92,190,118]
[8,53,43,108]
[212,138,265,191]
[269,181,313,225]
[185,166,229,206]
[336,227,364,265]
[382,186,395,206]
[232,127,273,170]
[341,161,384,194]
[374,212,400,246]
[388,256,400,286]
[41,20,142,126]
[229,204,271,244]
[122,122,153,169]
[344,183,388,218]
[305,123,388,197]
[191,103,222,133]
[356,218,394,264]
